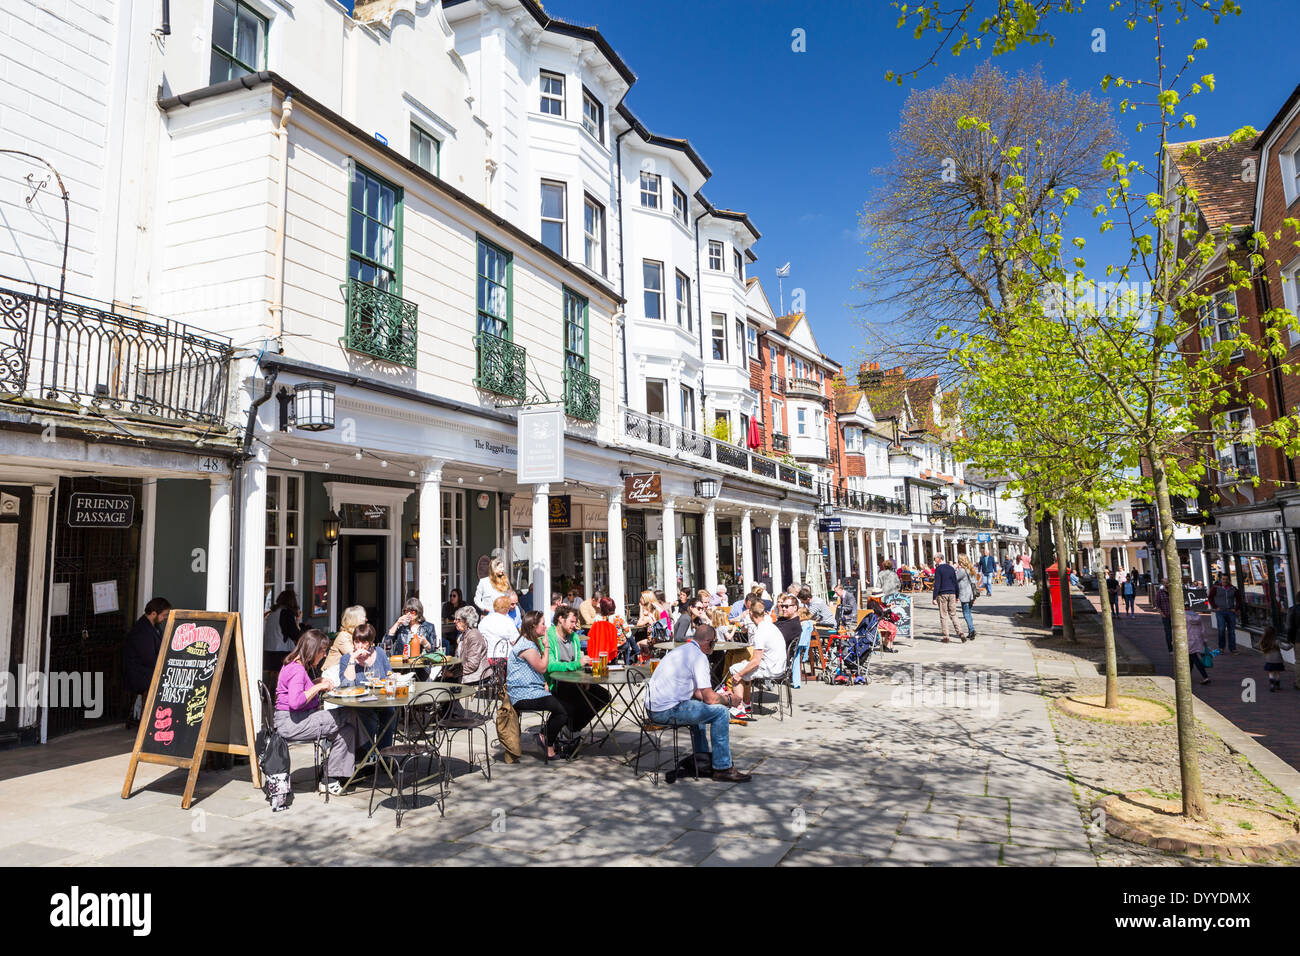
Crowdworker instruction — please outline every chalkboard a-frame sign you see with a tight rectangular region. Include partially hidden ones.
[121,611,261,809]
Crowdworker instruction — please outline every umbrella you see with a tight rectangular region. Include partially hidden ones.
[747,417,762,450]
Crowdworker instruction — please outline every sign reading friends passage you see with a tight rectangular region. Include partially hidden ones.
[624,472,662,504]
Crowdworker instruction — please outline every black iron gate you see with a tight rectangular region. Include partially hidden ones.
[47,476,142,738]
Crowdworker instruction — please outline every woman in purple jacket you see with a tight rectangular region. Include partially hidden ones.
[275,629,358,795]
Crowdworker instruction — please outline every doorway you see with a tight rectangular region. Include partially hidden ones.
[779,528,792,589]
[751,527,772,592]
[342,535,387,628]
[48,477,140,738]
[0,486,33,739]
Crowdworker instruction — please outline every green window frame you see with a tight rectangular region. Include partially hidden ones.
[348,164,402,293]
[477,236,512,339]
[410,123,440,177]
[210,0,267,85]
[563,288,588,371]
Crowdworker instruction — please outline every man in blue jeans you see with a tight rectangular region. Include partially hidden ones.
[646,624,751,783]
[1209,573,1240,653]
[978,550,997,595]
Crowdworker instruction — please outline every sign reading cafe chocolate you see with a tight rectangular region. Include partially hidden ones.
[624,472,662,504]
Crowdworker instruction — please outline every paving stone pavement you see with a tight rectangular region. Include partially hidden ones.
[0,592,1175,866]
[1082,591,1300,772]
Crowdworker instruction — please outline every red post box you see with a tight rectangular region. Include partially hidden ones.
[1046,562,1070,629]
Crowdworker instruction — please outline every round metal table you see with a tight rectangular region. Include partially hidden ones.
[550,665,651,760]
[390,656,461,672]
[655,640,748,651]
[324,681,474,789]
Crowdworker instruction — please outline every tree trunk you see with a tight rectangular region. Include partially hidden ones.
[1051,508,1075,642]
[1092,516,1119,709]
[1034,512,1053,627]
[1148,445,1207,819]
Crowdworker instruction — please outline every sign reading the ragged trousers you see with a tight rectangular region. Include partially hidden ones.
[517,407,565,484]
[67,492,134,528]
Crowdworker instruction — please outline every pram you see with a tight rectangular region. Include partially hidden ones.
[820,614,879,685]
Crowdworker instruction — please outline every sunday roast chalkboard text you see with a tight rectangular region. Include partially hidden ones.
[122,611,260,809]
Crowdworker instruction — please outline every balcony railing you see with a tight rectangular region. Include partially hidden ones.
[785,376,827,402]
[0,278,233,426]
[563,365,600,422]
[619,405,812,492]
[769,374,783,394]
[814,481,908,516]
[772,432,789,453]
[475,331,526,400]
[343,278,418,367]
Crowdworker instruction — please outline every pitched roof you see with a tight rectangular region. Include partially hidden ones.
[774,312,802,337]
[1169,136,1259,231]
[904,376,940,432]
[834,387,863,416]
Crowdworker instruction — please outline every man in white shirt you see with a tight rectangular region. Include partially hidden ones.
[645,624,751,783]
[728,599,788,719]
[478,594,519,659]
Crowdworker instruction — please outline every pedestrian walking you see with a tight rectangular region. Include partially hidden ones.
[1021,553,1033,585]
[1155,582,1172,651]
[931,555,968,643]
[1208,573,1240,653]
[956,554,978,641]
[1185,610,1211,685]
[978,549,996,596]
[1106,570,1119,617]
[1261,627,1293,692]
[1121,574,1136,618]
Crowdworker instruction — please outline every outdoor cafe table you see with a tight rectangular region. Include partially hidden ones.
[390,655,460,677]
[324,680,474,791]
[550,664,651,762]
[654,640,748,652]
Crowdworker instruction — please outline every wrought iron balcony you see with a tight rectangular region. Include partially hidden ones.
[563,366,600,422]
[769,374,783,394]
[0,278,233,426]
[474,331,526,400]
[812,481,907,516]
[772,432,789,452]
[343,277,418,367]
[618,405,813,493]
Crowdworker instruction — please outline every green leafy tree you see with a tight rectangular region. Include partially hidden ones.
[888,0,1300,819]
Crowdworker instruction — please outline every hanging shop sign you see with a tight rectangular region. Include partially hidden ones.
[518,407,565,484]
[549,495,572,529]
[977,532,992,543]
[818,517,843,533]
[67,492,135,528]
[624,472,662,505]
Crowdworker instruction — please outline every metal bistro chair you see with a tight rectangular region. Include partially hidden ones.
[258,679,335,803]
[439,679,495,782]
[368,687,447,827]
[630,668,700,785]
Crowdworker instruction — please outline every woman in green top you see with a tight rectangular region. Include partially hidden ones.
[545,605,609,738]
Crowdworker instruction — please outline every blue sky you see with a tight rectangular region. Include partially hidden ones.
[551,0,1296,368]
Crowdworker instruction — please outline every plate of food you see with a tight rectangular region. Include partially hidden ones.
[330,686,368,698]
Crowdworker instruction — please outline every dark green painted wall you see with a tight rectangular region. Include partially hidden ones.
[151,479,208,609]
